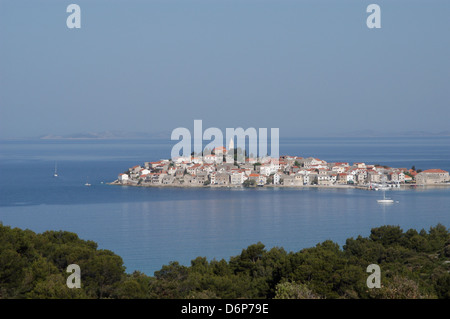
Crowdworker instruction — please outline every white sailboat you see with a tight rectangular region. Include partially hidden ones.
[377,189,394,204]
[53,162,58,177]
[377,177,394,203]
[85,177,91,187]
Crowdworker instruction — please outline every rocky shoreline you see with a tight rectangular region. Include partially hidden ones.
[108,180,450,190]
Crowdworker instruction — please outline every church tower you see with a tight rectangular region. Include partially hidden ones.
[228,138,234,151]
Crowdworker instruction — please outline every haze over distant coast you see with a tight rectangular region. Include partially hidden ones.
[36,130,450,140]
[38,131,172,140]
[333,130,450,138]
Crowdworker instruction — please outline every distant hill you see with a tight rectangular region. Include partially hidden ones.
[39,130,171,140]
[37,130,450,140]
[333,130,450,137]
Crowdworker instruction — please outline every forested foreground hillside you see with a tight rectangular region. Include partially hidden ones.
[1,222,449,299]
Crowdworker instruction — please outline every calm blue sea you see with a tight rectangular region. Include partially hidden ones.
[0,137,449,275]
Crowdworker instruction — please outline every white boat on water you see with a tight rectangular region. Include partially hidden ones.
[53,162,58,177]
[377,190,394,204]
[377,199,394,204]
[376,177,396,203]
[373,183,389,191]
[85,177,91,187]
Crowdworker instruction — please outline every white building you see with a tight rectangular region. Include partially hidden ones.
[273,172,283,185]
[259,165,272,177]
[231,171,246,185]
[203,154,218,164]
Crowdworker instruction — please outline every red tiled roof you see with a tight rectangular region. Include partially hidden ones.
[422,169,448,173]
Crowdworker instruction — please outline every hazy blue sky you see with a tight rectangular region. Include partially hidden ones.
[1,0,449,138]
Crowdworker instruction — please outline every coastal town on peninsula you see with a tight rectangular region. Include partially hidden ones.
[111,144,450,189]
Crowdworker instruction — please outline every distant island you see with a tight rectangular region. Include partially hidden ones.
[37,130,450,140]
[111,146,450,189]
[39,130,171,140]
[333,130,450,138]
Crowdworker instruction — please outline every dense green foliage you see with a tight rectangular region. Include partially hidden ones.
[243,179,257,187]
[1,222,449,299]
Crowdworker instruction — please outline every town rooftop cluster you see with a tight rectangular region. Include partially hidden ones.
[113,146,450,188]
